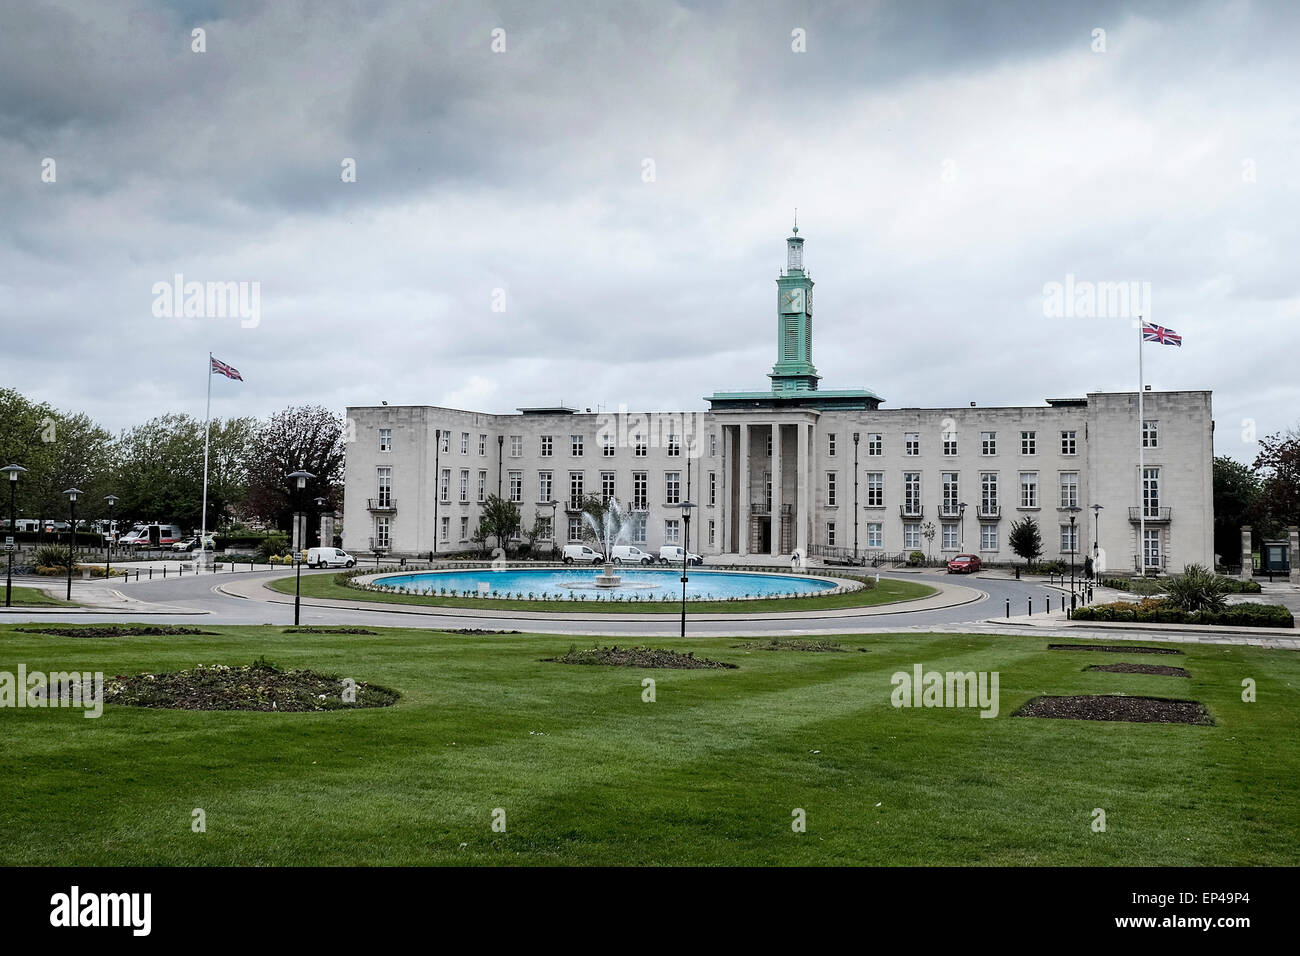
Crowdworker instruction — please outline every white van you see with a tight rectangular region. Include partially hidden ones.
[609,545,655,565]
[562,544,604,565]
[307,547,356,569]
[659,546,703,566]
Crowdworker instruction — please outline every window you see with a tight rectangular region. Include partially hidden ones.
[1061,430,1077,455]
[509,435,522,458]
[981,431,996,455]
[477,471,487,502]
[665,471,681,505]
[632,514,647,544]
[439,431,450,453]
[1021,431,1036,455]
[1143,528,1161,568]
[632,472,648,509]
[942,472,959,516]
[1019,472,1038,508]
[827,522,836,547]
[508,470,522,503]
[1143,467,1160,517]
[708,472,716,507]
[440,516,449,542]
[374,516,390,549]
[634,434,647,457]
[867,523,883,549]
[942,522,959,550]
[439,468,450,503]
[601,434,615,457]
[826,472,837,506]
[905,432,920,456]
[827,433,837,456]
[478,434,487,456]
[459,469,469,502]
[1142,420,1158,448]
[540,435,553,457]
[867,472,883,508]
[980,472,998,514]
[867,433,882,456]
[601,471,616,504]
[904,523,921,549]
[567,516,582,542]
[460,516,469,541]
[376,467,392,507]
[1060,524,1078,553]
[538,471,553,502]
[667,434,681,457]
[708,519,716,547]
[665,519,680,545]
[981,524,998,551]
[710,433,717,457]
[378,428,391,452]
[538,515,553,540]
[571,434,584,456]
[904,473,921,515]
[1059,472,1078,509]
[942,432,958,456]
[766,433,773,457]
[569,472,584,509]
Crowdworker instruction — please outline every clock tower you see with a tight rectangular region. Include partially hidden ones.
[769,219,820,392]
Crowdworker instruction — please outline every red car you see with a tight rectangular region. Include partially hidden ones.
[946,554,982,574]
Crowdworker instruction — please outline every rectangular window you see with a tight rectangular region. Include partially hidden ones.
[981,431,996,455]
[1144,528,1161,568]
[440,516,449,542]
[904,472,921,515]
[477,471,487,502]
[460,516,469,541]
[601,434,615,457]
[1021,431,1036,455]
[634,434,647,457]
[667,434,681,457]
[538,515,552,540]
[478,434,487,456]
[568,516,582,542]
[1020,472,1038,508]
[980,472,998,515]
[571,434,584,457]
[459,469,469,503]
[980,524,998,551]
[665,519,680,545]
[1060,524,1078,553]
[827,433,837,457]
[708,471,716,507]
[1061,430,1077,455]
[439,468,450,503]
[867,433,882,456]
[508,471,522,503]
[867,472,883,508]
[665,471,681,505]
[1143,467,1160,516]
[942,472,959,516]
[905,432,920,456]
[1143,420,1158,449]
[538,470,553,502]
[439,431,450,453]
[378,428,391,453]
[867,523,883,549]
[632,515,647,544]
[509,435,522,458]
[710,433,717,457]
[374,516,390,549]
[904,523,920,549]
[376,467,392,507]
[569,472,584,510]
[540,435,553,457]
[942,432,958,456]
[601,471,616,504]
[633,472,648,510]
[460,432,468,455]
[767,433,773,457]
[827,521,836,547]
[708,519,716,546]
[826,471,837,506]
[1059,472,1078,509]
[942,522,959,550]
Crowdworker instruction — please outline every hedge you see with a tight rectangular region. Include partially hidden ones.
[1100,575,1262,595]
[1072,600,1292,628]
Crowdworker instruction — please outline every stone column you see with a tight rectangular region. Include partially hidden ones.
[1239,526,1252,581]
[796,421,809,556]
[738,423,750,557]
[1290,526,1299,586]
[320,513,335,549]
[770,423,783,555]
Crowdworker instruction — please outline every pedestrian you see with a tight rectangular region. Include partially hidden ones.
[1083,554,1094,582]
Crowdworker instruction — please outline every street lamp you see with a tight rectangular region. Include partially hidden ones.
[64,487,83,601]
[852,432,860,562]
[1091,503,1103,559]
[537,499,560,558]
[1067,505,1082,611]
[2,464,27,608]
[958,501,968,552]
[676,500,697,638]
[104,494,118,582]
[287,470,316,626]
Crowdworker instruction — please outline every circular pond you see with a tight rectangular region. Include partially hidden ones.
[367,567,843,601]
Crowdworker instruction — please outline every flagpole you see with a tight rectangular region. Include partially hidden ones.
[1137,318,1145,575]
[200,352,213,571]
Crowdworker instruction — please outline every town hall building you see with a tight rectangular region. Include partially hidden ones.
[343,226,1214,573]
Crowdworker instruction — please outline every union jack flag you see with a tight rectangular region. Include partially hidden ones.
[210,356,243,380]
[1142,322,1182,347]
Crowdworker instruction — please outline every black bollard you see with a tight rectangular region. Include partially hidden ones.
[1005,598,1010,618]
[1029,598,1033,615]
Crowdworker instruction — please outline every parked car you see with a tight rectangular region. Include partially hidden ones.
[307,547,356,569]
[659,546,703,566]
[172,534,215,552]
[947,554,982,574]
[562,544,604,565]
[609,545,655,565]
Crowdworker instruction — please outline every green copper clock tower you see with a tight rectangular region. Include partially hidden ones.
[769,220,820,392]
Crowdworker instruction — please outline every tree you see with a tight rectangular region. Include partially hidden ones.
[243,406,345,532]
[920,521,936,562]
[1254,428,1300,538]
[1008,516,1042,570]
[1212,456,1261,565]
[475,495,520,553]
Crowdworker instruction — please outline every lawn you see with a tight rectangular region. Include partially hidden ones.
[268,570,937,613]
[1,623,1297,866]
[1,585,75,607]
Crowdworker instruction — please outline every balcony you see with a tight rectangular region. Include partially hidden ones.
[1129,507,1171,522]
[367,498,396,513]
[899,504,924,519]
[976,505,1002,520]
[938,506,962,519]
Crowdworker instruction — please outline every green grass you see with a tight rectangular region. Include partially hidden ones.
[2,623,1298,865]
[268,571,936,613]
[2,585,76,607]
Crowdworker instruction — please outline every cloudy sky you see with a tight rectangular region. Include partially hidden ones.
[2,0,1295,463]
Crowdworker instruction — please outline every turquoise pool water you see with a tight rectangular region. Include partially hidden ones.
[369,567,838,601]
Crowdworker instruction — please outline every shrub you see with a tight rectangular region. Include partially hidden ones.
[1072,599,1292,628]
[1036,560,1068,576]
[34,545,74,569]
[1164,563,1228,613]
[906,550,925,567]
[256,533,290,562]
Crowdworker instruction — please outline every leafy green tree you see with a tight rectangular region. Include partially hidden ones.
[475,495,520,552]
[1254,428,1300,538]
[243,405,345,532]
[1008,516,1042,570]
[1212,456,1261,563]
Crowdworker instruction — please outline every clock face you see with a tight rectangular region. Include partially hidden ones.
[782,288,805,313]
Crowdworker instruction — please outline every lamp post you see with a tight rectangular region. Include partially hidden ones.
[314,497,328,552]
[1067,505,1082,610]
[677,500,697,638]
[2,465,27,607]
[288,470,316,626]
[852,432,860,562]
[1091,503,1103,561]
[103,494,118,582]
[64,487,82,601]
[958,501,967,552]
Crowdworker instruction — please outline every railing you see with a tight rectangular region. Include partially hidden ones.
[899,504,924,518]
[367,498,396,512]
[1133,554,1170,572]
[976,505,1001,519]
[938,506,962,518]
[1128,507,1171,521]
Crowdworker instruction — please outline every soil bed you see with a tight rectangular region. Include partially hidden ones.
[545,645,736,669]
[1048,643,1183,655]
[104,660,399,711]
[13,624,216,639]
[1087,663,1190,677]
[1013,695,1212,725]
[281,626,377,635]
[446,628,521,635]
[732,638,847,652]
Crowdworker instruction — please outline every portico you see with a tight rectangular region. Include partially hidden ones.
[717,415,818,557]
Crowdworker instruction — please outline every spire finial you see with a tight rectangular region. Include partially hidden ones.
[792,208,798,234]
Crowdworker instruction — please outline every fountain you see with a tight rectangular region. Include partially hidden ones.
[582,497,635,588]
